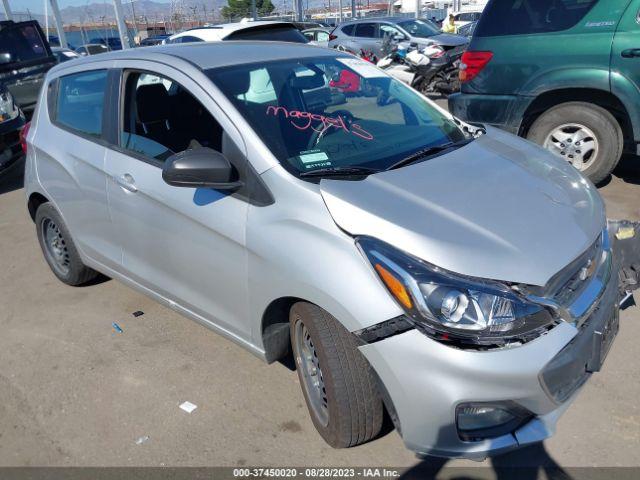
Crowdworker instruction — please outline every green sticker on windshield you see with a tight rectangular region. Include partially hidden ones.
[298,150,329,164]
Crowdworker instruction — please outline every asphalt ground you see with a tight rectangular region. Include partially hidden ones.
[0,129,639,476]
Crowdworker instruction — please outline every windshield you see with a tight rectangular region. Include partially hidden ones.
[208,56,466,176]
[397,19,440,38]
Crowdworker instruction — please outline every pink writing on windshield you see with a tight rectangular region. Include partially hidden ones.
[266,106,374,141]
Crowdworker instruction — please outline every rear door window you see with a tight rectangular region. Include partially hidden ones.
[55,70,108,137]
[475,0,599,36]
[354,23,378,38]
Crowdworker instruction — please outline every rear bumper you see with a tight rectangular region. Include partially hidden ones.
[448,93,531,135]
[359,222,639,460]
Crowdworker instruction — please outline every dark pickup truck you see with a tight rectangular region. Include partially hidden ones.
[0,20,56,116]
[0,20,55,175]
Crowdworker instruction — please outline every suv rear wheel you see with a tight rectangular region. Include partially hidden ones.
[289,302,383,448]
[527,102,623,184]
[35,203,99,286]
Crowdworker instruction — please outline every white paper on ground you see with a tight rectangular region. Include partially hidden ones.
[179,401,198,413]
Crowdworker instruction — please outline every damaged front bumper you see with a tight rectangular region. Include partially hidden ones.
[358,221,640,460]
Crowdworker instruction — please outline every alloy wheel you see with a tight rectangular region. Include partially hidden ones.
[42,218,71,276]
[543,123,599,171]
[294,319,329,427]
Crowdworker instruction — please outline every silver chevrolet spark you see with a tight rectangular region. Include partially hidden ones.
[24,42,629,459]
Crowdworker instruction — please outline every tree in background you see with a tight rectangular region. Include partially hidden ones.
[221,0,275,20]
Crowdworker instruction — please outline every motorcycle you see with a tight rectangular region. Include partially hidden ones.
[376,35,461,96]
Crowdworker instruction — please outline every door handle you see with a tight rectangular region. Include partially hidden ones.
[621,48,640,58]
[115,173,138,193]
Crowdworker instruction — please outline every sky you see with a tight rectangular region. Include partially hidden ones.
[8,0,170,16]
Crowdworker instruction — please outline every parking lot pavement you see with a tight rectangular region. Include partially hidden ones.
[0,152,639,471]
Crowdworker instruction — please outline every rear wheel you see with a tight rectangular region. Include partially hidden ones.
[526,102,623,184]
[35,203,99,286]
[290,302,383,448]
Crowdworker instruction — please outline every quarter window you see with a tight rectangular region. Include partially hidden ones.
[55,70,108,137]
[341,24,355,36]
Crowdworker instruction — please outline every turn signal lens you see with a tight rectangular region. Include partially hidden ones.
[375,263,413,309]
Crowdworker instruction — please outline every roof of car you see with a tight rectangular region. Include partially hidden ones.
[169,21,297,41]
[51,41,343,74]
[340,16,415,25]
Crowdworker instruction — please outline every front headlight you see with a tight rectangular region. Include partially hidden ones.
[357,236,558,346]
[0,89,19,123]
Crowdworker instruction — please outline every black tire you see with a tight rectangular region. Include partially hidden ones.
[526,102,623,184]
[35,202,99,286]
[290,302,383,448]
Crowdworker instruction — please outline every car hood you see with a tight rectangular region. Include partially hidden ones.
[413,33,468,47]
[320,128,605,287]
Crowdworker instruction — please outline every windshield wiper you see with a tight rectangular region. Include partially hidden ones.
[299,166,381,178]
[386,139,473,171]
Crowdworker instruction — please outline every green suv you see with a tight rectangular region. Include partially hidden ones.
[449,0,640,183]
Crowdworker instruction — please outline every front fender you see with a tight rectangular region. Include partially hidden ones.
[247,167,403,350]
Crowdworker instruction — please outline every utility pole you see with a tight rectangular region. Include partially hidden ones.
[251,0,257,20]
[112,0,131,48]
[129,1,140,41]
[415,0,419,18]
[338,0,342,22]
[350,0,355,19]
[49,0,68,47]
[297,0,303,21]
[1,0,12,20]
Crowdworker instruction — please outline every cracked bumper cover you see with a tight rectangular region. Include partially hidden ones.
[358,221,640,460]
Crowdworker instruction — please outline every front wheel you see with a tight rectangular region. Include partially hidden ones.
[290,302,383,448]
[526,102,623,184]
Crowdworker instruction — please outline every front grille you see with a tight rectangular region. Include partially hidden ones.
[550,234,604,307]
[524,231,610,325]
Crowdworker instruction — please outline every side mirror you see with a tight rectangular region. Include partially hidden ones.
[0,52,13,64]
[162,147,243,190]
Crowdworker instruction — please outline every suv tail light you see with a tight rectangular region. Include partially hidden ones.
[19,121,31,154]
[329,34,338,41]
[459,51,493,83]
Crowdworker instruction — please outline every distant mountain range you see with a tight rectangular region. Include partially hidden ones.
[12,0,334,25]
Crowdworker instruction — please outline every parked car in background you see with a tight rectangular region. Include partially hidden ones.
[302,28,332,47]
[456,20,478,38]
[25,41,633,460]
[450,10,483,32]
[165,21,309,44]
[51,47,81,63]
[48,35,76,50]
[328,17,467,58]
[90,36,123,50]
[449,0,640,184]
[139,34,170,46]
[0,20,56,117]
[0,83,25,175]
[75,44,110,56]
